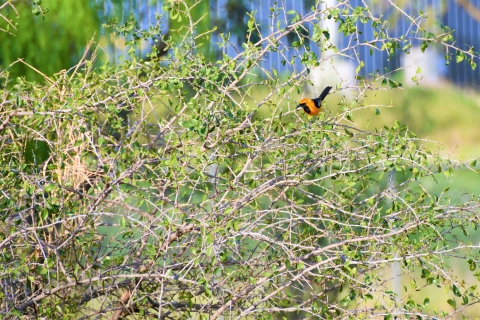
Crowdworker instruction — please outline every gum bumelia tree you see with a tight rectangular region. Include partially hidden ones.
[1,0,480,318]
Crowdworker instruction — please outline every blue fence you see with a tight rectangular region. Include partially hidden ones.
[98,0,480,87]
[443,0,480,86]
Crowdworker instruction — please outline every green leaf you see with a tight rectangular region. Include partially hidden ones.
[41,208,49,221]
[44,183,57,193]
[424,297,430,308]
[120,216,126,228]
[453,284,461,297]
[349,289,356,300]
[323,30,330,40]
[468,259,476,271]
[421,269,430,278]
[470,59,477,70]
[405,299,415,309]
[39,267,49,275]
[447,298,456,309]
[355,61,365,75]
[182,119,199,129]
[421,40,428,52]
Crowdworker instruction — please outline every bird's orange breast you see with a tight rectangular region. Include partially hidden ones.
[299,98,321,116]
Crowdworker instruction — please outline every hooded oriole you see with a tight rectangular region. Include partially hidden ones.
[296,86,332,116]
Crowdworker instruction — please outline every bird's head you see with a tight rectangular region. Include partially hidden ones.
[296,98,313,113]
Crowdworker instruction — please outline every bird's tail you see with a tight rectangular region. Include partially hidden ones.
[318,86,332,101]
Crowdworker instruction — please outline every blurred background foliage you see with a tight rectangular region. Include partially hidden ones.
[0,0,99,82]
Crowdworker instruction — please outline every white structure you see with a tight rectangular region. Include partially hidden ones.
[401,46,445,86]
[307,0,355,100]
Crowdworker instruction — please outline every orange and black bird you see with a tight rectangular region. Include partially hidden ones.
[296,86,332,116]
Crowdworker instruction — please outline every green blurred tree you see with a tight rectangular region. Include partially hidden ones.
[0,0,99,82]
